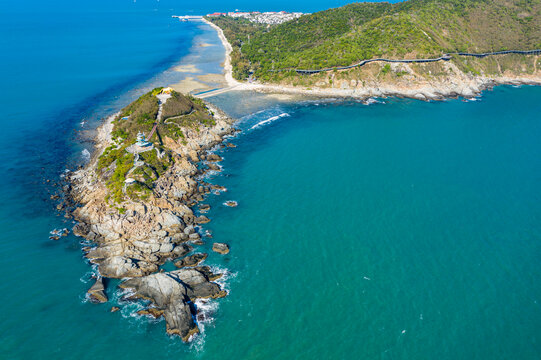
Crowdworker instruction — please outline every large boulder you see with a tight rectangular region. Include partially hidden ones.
[207,163,221,171]
[195,216,210,224]
[87,277,107,303]
[97,256,158,278]
[73,222,90,237]
[212,243,229,255]
[206,154,222,162]
[174,253,207,268]
[120,268,226,341]
[159,212,185,230]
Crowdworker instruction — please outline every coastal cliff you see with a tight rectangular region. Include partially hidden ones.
[69,87,235,340]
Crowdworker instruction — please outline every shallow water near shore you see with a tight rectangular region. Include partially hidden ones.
[1,4,541,359]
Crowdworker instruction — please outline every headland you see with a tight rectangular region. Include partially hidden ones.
[68,87,236,341]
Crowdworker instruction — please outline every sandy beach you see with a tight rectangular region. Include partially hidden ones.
[202,18,241,88]
[170,76,210,93]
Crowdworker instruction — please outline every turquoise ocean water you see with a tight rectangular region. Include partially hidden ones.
[1,1,540,359]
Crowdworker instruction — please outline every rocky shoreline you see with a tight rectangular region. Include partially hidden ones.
[237,73,541,101]
[67,96,237,341]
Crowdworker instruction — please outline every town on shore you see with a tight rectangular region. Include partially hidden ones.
[174,10,308,25]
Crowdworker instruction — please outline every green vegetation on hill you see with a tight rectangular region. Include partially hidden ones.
[208,0,541,82]
[161,91,193,119]
[97,88,214,204]
[209,17,266,79]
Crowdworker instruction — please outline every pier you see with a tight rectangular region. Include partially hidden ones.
[172,15,203,21]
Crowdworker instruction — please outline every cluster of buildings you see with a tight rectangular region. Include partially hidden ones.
[206,11,307,24]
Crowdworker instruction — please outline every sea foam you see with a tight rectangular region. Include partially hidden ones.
[250,112,290,130]
[81,149,91,162]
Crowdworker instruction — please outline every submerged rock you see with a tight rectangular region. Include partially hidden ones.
[224,200,238,207]
[49,228,69,240]
[137,307,164,318]
[87,277,108,303]
[212,243,229,255]
[120,268,226,341]
[110,306,120,313]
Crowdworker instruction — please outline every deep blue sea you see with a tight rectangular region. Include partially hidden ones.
[1,1,541,359]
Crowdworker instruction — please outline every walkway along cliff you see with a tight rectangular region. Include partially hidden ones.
[283,50,541,75]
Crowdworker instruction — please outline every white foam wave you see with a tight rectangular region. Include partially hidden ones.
[79,270,96,284]
[250,112,290,130]
[364,98,383,105]
[59,169,70,179]
[188,265,236,350]
[209,265,237,293]
[81,149,91,162]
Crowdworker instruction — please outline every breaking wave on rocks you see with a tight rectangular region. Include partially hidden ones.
[81,148,91,163]
[363,97,384,105]
[113,287,147,321]
[190,266,237,350]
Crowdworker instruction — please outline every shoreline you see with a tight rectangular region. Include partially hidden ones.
[235,76,541,101]
[201,18,240,88]
[204,19,541,100]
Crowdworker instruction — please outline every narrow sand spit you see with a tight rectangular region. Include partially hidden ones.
[171,76,209,93]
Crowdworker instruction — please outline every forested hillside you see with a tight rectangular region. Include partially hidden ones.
[208,0,541,82]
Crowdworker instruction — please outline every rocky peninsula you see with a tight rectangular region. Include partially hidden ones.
[68,87,235,341]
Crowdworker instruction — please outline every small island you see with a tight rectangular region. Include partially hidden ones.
[69,87,234,341]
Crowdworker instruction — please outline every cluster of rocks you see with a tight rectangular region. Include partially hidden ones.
[49,228,69,240]
[120,267,226,341]
[71,103,236,341]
